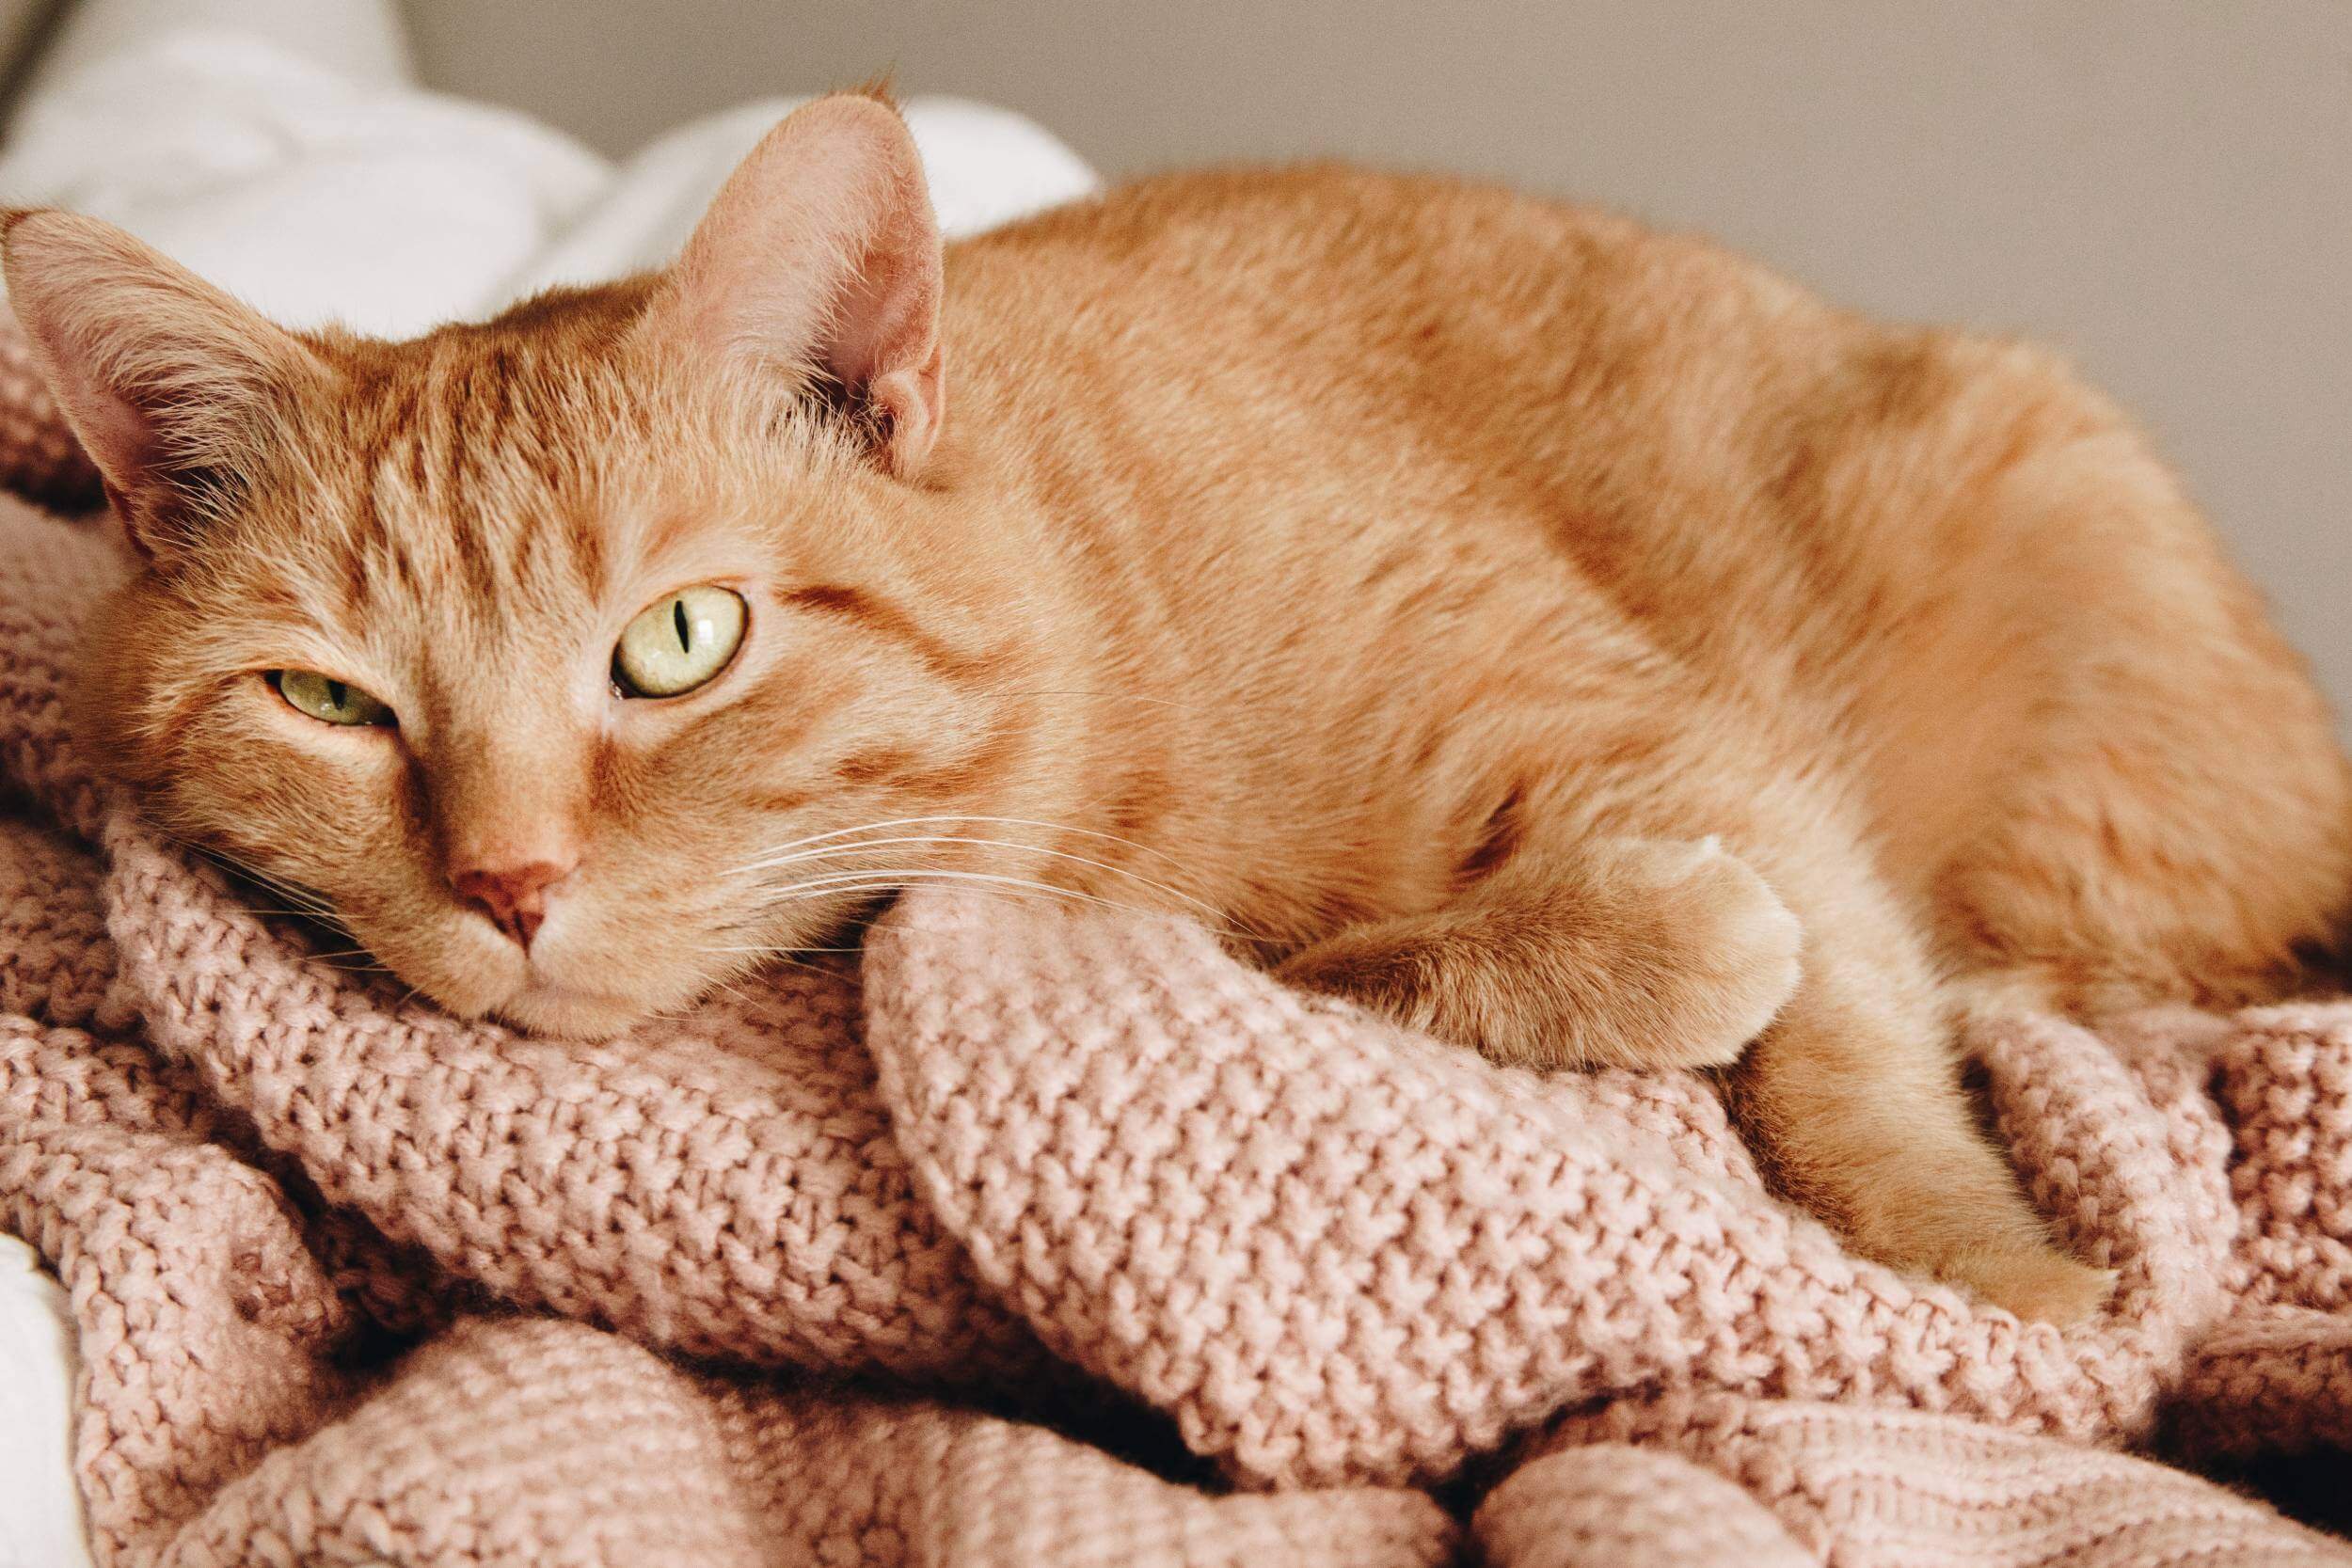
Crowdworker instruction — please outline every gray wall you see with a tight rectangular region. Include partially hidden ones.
[410,1,2352,726]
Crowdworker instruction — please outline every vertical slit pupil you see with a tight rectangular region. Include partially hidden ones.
[673,597,691,652]
[326,679,348,710]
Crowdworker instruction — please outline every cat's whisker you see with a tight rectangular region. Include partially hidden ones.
[195,865,342,921]
[738,832,1234,930]
[726,813,1200,879]
[151,834,353,926]
[701,971,770,1005]
[754,867,1236,931]
[229,893,345,921]
[729,816,1268,942]
[763,880,1103,919]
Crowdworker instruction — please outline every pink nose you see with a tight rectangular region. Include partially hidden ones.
[451,859,573,948]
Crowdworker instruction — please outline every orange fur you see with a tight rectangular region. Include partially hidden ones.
[9,97,2348,1323]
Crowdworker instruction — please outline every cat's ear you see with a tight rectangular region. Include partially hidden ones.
[1,209,331,562]
[647,93,946,478]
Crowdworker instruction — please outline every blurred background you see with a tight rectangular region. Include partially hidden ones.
[6,0,2350,719]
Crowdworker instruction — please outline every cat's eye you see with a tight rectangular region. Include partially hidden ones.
[273,670,395,727]
[613,585,748,698]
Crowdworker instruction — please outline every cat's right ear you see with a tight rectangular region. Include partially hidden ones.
[641,94,947,479]
[1,210,331,562]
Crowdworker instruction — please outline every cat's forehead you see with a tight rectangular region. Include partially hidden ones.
[340,298,647,509]
[206,281,866,654]
[262,293,721,621]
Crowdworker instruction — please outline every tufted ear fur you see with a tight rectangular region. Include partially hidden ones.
[643,93,947,478]
[2,209,333,562]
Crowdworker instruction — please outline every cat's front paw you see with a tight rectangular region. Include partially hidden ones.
[1273,836,1804,1073]
[1627,838,1805,1068]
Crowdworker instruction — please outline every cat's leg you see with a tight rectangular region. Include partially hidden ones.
[1276,833,1804,1070]
[1277,751,2111,1322]
[1931,634,2352,1018]
[1657,819,2114,1323]
[1920,420,2352,1014]
[1725,890,2118,1323]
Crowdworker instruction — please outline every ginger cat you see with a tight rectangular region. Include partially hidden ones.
[8,94,2346,1323]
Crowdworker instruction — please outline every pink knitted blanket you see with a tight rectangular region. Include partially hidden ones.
[0,320,2346,1564]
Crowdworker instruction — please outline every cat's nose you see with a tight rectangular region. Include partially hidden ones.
[451,858,576,948]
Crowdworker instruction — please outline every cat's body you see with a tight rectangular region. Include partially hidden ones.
[8,96,2346,1323]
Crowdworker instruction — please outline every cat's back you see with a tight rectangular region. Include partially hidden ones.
[946,162,1825,411]
[945,165,2328,891]
[944,161,1853,599]
[945,163,2107,696]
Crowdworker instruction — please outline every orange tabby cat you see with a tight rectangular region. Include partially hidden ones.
[8,93,2346,1323]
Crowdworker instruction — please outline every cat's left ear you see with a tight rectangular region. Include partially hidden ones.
[645,93,946,478]
[2,210,333,562]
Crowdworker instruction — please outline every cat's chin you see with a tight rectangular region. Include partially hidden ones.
[489,981,660,1041]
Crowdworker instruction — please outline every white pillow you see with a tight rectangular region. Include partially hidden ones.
[0,1233,90,1568]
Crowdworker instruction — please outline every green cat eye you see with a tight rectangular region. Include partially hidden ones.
[613,585,747,698]
[273,670,395,727]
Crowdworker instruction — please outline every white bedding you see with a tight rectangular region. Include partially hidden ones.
[0,1,1097,1559]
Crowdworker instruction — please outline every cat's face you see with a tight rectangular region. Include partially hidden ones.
[8,95,1029,1036]
[85,356,1027,1036]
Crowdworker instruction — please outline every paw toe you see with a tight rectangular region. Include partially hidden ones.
[1645,841,1804,1065]
[1950,1247,2119,1325]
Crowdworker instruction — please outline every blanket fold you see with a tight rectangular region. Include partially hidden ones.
[862,895,2241,1487]
[0,331,2344,1564]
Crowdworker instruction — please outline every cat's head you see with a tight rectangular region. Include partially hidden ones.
[3,94,1054,1036]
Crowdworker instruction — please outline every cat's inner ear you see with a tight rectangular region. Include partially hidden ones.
[1,210,329,562]
[648,93,947,477]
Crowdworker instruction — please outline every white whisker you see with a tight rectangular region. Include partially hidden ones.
[701,971,771,1006]
[726,813,1197,879]
[755,867,1240,932]
[739,832,1232,928]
